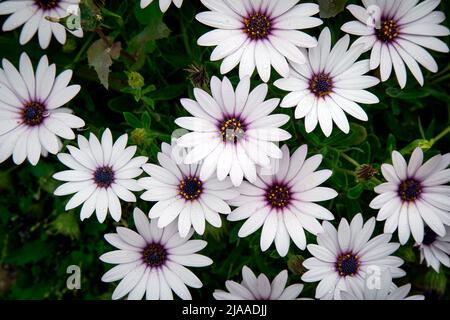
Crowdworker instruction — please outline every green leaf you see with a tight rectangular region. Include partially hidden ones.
[123,112,143,128]
[141,111,151,128]
[347,184,364,199]
[386,134,396,155]
[49,213,80,240]
[318,0,348,18]
[87,38,122,89]
[5,239,53,265]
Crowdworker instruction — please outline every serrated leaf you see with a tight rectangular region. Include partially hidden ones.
[318,0,348,18]
[87,38,122,89]
[49,213,80,240]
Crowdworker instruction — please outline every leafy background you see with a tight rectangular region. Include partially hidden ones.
[0,0,449,300]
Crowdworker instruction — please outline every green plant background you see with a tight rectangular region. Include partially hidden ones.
[0,0,449,299]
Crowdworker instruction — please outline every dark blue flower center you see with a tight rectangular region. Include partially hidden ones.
[398,178,422,202]
[244,13,271,40]
[22,102,46,126]
[266,184,290,208]
[179,176,202,200]
[35,0,59,9]
[422,227,437,246]
[377,18,399,43]
[93,166,115,188]
[336,253,360,276]
[309,73,333,97]
[143,243,167,267]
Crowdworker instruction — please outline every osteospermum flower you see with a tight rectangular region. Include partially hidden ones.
[100,208,213,300]
[213,266,305,300]
[0,0,83,49]
[369,147,450,245]
[140,0,182,12]
[417,226,450,272]
[302,214,405,300]
[175,76,291,187]
[196,0,322,82]
[0,53,83,166]
[274,27,379,137]
[53,129,148,223]
[138,141,239,237]
[341,0,450,87]
[340,269,424,300]
[227,144,337,257]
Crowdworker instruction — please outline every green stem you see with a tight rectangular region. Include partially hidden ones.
[339,151,361,167]
[72,33,95,65]
[430,126,450,145]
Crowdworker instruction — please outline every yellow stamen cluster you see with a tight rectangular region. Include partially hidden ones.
[309,73,333,98]
[336,253,360,277]
[220,117,244,143]
[244,13,271,40]
[377,19,399,42]
[266,185,290,208]
[178,176,202,201]
[398,178,422,202]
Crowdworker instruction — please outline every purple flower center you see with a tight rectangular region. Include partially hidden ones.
[22,101,46,126]
[179,176,202,200]
[398,178,422,202]
[93,166,115,188]
[309,73,333,98]
[377,18,399,43]
[35,0,59,9]
[244,12,271,40]
[266,184,290,208]
[143,243,167,267]
[336,253,360,276]
[219,117,245,144]
[422,227,437,246]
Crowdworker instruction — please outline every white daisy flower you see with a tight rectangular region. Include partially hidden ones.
[0,53,84,166]
[0,0,83,49]
[340,269,424,300]
[175,76,291,187]
[195,0,322,82]
[53,129,148,223]
[417,226,450,272]
[341,0,450,87]
[213,265,305,300]
[227,144,337,257]
[100,207,213,300]
[274,27,380,137]
[301,213,406,300]
[369,147,450,245]
[138,141,239,237]
[140,0,183,12]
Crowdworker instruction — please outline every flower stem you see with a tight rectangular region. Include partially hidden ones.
[430,126,450,145]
